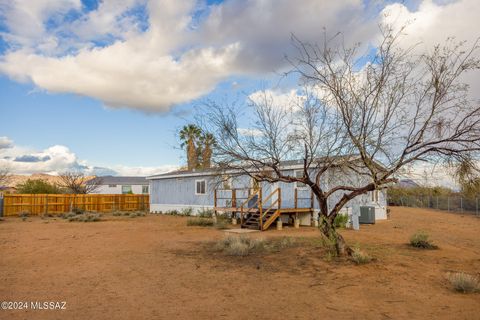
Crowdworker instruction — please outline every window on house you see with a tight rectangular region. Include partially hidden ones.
[142,185,149,194]
[195,180,206,195]
[108,184,117,188]
[294,170,306,188]
[122,185,132,194]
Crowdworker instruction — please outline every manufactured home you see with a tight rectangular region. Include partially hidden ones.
[88,176,149,195]
[147,160,387,230]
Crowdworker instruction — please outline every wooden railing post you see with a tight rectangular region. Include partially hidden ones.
[294,188,298,209]
[232,189,237,208]
[259,187,263,230]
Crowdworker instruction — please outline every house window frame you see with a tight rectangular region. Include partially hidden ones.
[294,170,307,189]
[142,185,149,194]
[121,185,132,194]
[195,179,207,195]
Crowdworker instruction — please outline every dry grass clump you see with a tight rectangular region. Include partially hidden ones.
[214,235,266,256]
[410,231,438,249]
[187,217,214,227]
[350,247,372,265]
[62,212,101,222]
[214,236,297,256]
[112,211,146,218]
[446,272,480,293]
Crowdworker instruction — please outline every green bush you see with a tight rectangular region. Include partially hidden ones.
[180,207,193,216]
[198,208,214,218]
[187,217,214,226]
[410,231,438,249]
[334,214,349,229]
[16,179,64,194]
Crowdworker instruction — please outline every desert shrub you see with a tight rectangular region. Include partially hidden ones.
[165,210,179,215]
[410,231,438,249]
[350,248,372,265]
[67,212,101,222]
[187,217,214,226]
[446,272,480,293]
[18,211,29,218]
[71,207,84,215]
[198,208,214,218]
[215,236,266,256]
[215,219,229,230]
[334,214,349,229]
[129,212,146,218]
[180,207,193,216]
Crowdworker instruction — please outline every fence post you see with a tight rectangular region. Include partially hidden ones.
[460,197,463,213]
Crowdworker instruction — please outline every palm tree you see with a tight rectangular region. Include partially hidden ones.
[179,124,202,170]
[200,133,215,169]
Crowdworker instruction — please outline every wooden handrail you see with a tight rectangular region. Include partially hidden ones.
[261,199,279,219]
[261,188,280,206]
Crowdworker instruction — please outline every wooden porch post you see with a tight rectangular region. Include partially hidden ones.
[294,188,298,209]
[259,187,263,230]
[232,189,237,208]
[213,189,217,216]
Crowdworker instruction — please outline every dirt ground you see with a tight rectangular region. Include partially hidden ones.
[1,207,479,320]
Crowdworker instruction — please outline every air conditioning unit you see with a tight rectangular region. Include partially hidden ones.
[359,206,375,224]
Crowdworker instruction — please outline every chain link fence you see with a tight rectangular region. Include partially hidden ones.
[389,195,480,215]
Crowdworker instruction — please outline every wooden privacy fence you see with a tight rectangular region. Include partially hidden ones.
[2,194,149,216]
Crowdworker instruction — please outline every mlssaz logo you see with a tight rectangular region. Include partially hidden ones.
[30,301,67,310]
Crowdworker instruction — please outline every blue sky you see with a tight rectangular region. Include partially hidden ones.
[0,0,476,177]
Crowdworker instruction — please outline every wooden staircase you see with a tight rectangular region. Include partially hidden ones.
[239,188,281,231]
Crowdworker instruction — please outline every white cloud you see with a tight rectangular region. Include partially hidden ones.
[0,0,374,112]
[248,89,306,111]
[0,136,13,149]
[0,137,176,176]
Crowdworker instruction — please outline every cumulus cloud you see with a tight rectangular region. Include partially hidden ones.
[0,0,375,112]
[0,136,13,149]
[0,137,176,176]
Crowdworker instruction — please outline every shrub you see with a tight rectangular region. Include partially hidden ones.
[129,212,146,218]
[198,208,214,218]
[215,236,266,256]
[350,248,372,265]
[18,211,29,218]
[16,179,64,194]
[72,207,85,215]
[187,217,214,226]
[446,272,480,293]
[334,214,349,229]
[67,212,101,222]
[180,207,193,216]
[410,231,438,249]
[165,210,179,215]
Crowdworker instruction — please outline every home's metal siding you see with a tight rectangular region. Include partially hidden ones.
[150,167,387,216]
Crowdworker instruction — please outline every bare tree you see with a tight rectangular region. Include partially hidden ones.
[202,25,480,256]
[0,166,10,187]
[59,171,102,194]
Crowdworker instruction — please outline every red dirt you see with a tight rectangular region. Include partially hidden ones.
[1,207,479,320]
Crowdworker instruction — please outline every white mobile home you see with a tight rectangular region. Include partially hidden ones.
[147,161,387,230]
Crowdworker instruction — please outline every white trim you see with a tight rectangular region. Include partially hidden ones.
[195,179,207,195]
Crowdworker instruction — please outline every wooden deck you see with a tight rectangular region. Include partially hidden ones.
[213,187,314,230]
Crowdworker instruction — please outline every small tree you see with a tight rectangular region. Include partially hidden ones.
[202,26,480,256]
[59,171,102,194]
[16,179,64,194]
[0,167,10,187]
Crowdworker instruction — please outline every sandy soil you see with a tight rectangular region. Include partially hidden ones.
[0,207,479,320]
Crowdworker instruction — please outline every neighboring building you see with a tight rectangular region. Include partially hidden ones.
[147,160,387,230]
[88,176,149,194]
[396,179,420,189]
